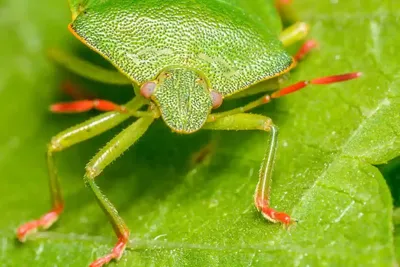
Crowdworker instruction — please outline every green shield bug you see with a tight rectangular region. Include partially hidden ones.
[16,0,361,266]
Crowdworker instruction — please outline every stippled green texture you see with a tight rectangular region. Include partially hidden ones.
[153,68,212,133]
[70,0,293,96]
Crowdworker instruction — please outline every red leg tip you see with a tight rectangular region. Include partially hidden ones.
[294,39,319,61]
[89,237,128,267]
[90,256,113,267]
[261,207,293,226]
[39,211,60,229]
[255,198,293,226]
[16,221,39,242]
[274,212,292,226]
[16,208,62,242]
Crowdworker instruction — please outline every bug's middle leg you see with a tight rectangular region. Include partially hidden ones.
[203,113,292,225]
[16,97,145,241]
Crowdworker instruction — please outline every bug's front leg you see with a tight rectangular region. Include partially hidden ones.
[16,97,145,241]
[84,116,154,267]
[203,113,292,225]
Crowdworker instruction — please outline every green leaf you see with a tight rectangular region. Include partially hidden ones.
[1,1,399,266]
[68,0,88,19]
[381,158,400,262]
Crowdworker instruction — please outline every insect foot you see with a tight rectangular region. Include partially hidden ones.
[255,198,292,227]
[16,206,64,242]
[89,235,129,267]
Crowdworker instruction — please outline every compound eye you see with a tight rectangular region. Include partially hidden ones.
[210,90,223,109]
[140,81,157,98]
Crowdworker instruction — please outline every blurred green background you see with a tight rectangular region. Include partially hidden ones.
[0,0,399,266]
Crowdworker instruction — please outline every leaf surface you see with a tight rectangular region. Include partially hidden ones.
[0,0,399,266]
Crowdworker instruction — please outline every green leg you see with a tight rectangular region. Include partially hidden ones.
[48,48,131,85]
[16,97,145,242]
[208,95,271,122]
[279,21,310,48]
[276,0,299,26]
[84,116,154,267]
[203,113,293,225]
[209,85,290,121]
[278,9,318,62]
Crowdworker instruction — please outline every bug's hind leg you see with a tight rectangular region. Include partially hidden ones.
[204,113,292,225]
[279,21,309,48]
[83,116,154,267]
[280,22,319,62]
[16,97,145,242]
[276,0,299,27]
[276,1,318,62]
[280,22,318,62]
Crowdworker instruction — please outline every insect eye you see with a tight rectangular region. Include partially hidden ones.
[140,81,157,98]
[210,90,223,109]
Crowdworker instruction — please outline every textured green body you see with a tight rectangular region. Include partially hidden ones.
[70,0,293,97]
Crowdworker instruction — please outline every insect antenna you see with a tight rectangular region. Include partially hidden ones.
[271,72,362,99]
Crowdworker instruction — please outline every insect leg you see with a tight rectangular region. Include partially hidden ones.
[48,48,131,85]
[16,97,145,242]
[292,40,318,61]
[84,116,154,267]
[275,0,298,26]
[203,113,291,225]
[279,21,310,48]
[278,11,319,62]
